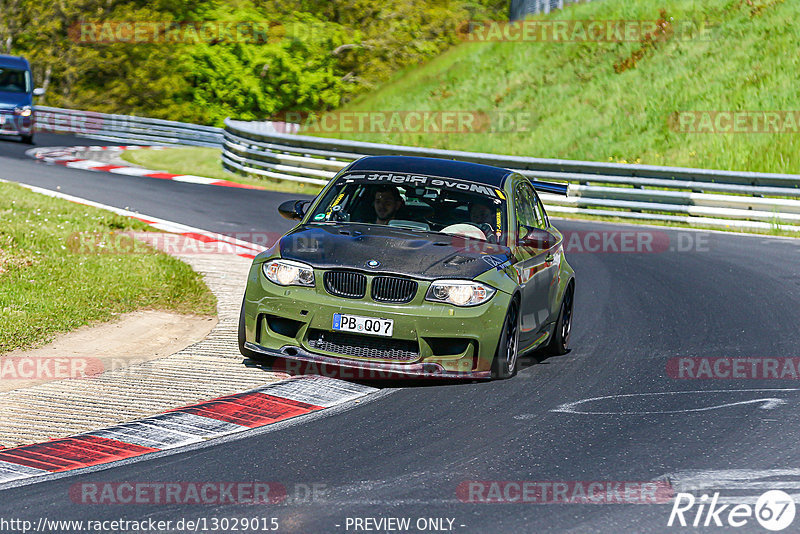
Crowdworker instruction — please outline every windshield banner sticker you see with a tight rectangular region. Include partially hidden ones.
[344,172,501,199]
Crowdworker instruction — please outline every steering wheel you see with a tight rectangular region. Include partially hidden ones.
[440,222,493,241]
[477,223,498,243]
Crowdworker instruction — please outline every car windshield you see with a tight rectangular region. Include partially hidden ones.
[0,67,31,93]
[308,171,507,242]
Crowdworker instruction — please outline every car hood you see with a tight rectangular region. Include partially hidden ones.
[278,224,512,280]
[0,91,32,109]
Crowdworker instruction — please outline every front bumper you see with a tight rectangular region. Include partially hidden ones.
[0,112,33,136]
[242,262,512,379]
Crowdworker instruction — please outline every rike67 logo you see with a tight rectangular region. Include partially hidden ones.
[668,491,796,531]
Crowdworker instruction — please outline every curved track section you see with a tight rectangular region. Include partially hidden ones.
[0,134,299,236]
[2,134,800,533]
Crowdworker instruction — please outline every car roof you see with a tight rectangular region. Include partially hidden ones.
[347,156,513,188]
[0,55,30,69]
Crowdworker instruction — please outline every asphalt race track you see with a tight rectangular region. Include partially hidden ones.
[2,134,800,533]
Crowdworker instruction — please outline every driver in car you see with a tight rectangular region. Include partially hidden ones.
[469,198,496,227]
[372,185,405,224]
[468,198,500,243]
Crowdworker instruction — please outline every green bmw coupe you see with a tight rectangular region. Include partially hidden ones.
[239,156,575,379]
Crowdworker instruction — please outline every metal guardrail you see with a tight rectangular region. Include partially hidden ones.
[35,106,224,147]
[223,118,800,233]
[510,0,594,21]
[30,105,800,233]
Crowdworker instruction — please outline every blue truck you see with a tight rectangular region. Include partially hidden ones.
[0,55,45,144]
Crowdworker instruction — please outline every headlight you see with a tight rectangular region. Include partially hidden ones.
[425,280,496,307]
[262,259,315,287]
[14,106,32,117]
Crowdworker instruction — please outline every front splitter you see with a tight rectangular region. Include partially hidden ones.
[244,342,492,380]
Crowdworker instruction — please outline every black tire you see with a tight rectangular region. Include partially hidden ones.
[491,299,521,379]
[546,283,574,356]
[21,134,33,144]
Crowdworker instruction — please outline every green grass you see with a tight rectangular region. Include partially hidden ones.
[309,0,800,175]
[120,147,324,196]
[0,182,216,354]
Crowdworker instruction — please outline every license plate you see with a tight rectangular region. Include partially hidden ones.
[332,313,393,337]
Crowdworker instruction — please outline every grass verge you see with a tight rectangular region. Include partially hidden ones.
[0,182,216,353]
[311,0,800,175]
[120,147,324,196]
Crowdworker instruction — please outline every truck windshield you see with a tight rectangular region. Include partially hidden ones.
[0,68,31,93]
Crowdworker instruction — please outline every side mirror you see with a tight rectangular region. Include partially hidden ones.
[278,199,309,221]
[32,88,46,97]
[517,226,557,249]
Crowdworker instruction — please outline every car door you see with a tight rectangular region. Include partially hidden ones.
[534,191,564,323]
[512,179,559,348]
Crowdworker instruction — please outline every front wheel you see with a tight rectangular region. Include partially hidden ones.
[491,300,520,379]
[21,134,33,144]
